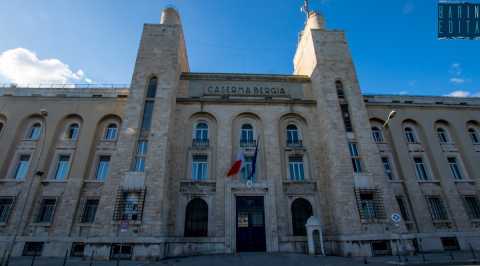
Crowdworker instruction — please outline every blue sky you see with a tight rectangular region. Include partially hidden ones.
[0,0,478,97]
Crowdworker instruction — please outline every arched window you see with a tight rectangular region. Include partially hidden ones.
[437,128,449,143]
[104,123,118,140]
[335,80,345,99]
[0,122,3,134]
[195,122,208,141]
[286,124,300,145]
[184,198,208,237]
[468,128,479,144]
[371,127,384,143]
[240,124,254,143]
[291,198,313,236]
[66,123,80,140]
[146,77,158,98]
[404,127,416,143]
[27,123,42,140]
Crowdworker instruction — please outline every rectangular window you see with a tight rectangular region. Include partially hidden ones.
[348,142,362,173]
[14,154,30,180]
[54,155,70,180]
[132,140,148,172]
[414,157,429,180]
[241,156,255,181]
[395,196,410,221]
[447,157,464,180]
[70,242,85,257]
[192,155,208,181]
[140,100,154,132]
[340,104,353,132]
[113,190,145,222]
[0,197,15,223]
[359,192,376,219]
[355,189,386,220]
[381,157,394,180]
[36,199,56,223]
[288,156,305,181]
[95,156,111,181]
[81,199,99,223]
[426,196,449,221]
[464,196,480,220]
[22,242,44,256]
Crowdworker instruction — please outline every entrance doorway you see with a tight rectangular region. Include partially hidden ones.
[236,196,266,252]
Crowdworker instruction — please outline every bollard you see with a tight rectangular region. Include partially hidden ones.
[30,254,36,266]
[363,256,368,264]
[62,249,69,266]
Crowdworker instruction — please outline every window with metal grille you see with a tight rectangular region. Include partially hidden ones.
[464,196,480,220]
[113,190,145,222]
[0,197,15,223]
[371,127,384,143]
[192,155,208,181]
[288,156,305,181]
[36,199,56,223]
[53,155,70,180]
[395,196,411,221]
[414,157,429,180]
[447,157,464,180]
[22,242,43,256]
[184,198,208,237]
[291,198,312,236]
[348,142,362,173]
[381,157,394,180]
[355,189,386,220]
[340,104,353,132]
[426,196,449,221]
[95,156,111,181]
[81,199,99,223]
[14,154,30,180]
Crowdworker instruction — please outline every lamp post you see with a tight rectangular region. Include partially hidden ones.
[4,109,48,265]
[383,110,397,128]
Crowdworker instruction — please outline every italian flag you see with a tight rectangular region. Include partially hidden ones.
[227,151,245,176]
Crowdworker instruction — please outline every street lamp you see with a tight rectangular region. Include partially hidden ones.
[383,110,397,128]
[4,109,48,265]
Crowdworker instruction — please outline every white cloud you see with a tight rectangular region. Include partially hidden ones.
[399,90,409,95]
[0,48,92,85]
[445,90,480,97]
[449,63,462,76]
[450,78,465,84]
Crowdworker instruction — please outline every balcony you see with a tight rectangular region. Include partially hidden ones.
[192,138,210,148]
[286,139,303,148]
[240,139,256,148]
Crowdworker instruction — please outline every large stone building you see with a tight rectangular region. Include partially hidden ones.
[0,7,479,260]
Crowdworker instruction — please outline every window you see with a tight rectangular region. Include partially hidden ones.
[113,190,145,221]
[340,104,353,132]
[288,156,305,181]
[13,154,30,180]
[146,77,158,98]
[95,156,111,181]
[194,122,208,141]
[240,124,254,144]
[184,198,208,237]
[192,155,208,181]
[468,128,479,144]
[359,192,376,219]
[395,196,410,221]
[381,157,394,180]
[241,156,255,181]
[404,127,416,143]
[371,127,384,143]
[291,198,312,236]
[414,157,429,180]
[132,140,148,172]
[36,199,56,223]
[53,155,70,180]
[426,196,449,221]
[140,101,154,132]
[22,242,44,256]
[27,123,42,140]
[104,124,118,140]
[66,123,80,140]
[70,243,85,257]
[348,142,362,173]
[437,128,449,143]
[286,124,301,145]
[464,196,480,220]
[356,189,386,220]
[110,244,133,260]
[81,199,99,223]
[335,80,345,99]
[447,157,464,180]
[0,197,14,223]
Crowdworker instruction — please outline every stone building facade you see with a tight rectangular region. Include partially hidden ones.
[0,8,479,259]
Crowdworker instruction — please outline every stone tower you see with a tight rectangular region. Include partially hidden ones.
[293,11,409,255]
